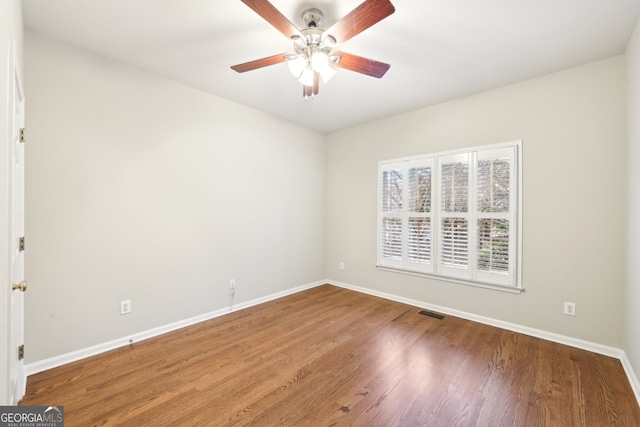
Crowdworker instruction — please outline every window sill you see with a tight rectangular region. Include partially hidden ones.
[376,265,524,294]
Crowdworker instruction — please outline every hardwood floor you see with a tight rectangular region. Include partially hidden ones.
[20,285,640,426]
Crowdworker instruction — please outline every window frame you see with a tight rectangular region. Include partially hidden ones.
[376,140,523,292]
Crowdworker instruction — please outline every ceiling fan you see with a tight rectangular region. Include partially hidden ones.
[231,0,395,98]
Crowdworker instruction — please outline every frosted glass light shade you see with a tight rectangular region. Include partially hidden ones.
[311,52,328,70]
[319,65,335,83]
[287,57,307,78]
[298,67,315,86]
[311,52,335,82]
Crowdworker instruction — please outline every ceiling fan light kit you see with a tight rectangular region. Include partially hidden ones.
[231,0,395,99]
[285,13,339,88]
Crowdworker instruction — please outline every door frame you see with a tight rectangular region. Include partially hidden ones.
[6,40,26,406]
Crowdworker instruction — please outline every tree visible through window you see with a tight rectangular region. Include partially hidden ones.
[380,169,403,261]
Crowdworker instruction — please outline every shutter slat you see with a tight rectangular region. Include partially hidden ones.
[441,218,468,267]
[382,169,403,212]
[381,217,403,260]
[477,219,509,273]
[408,217,431,263]
[408,166,432,213]
[477,158,510,213]
[442,161,469,213]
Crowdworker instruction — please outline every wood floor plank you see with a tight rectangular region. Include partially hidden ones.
[20,284,640,426]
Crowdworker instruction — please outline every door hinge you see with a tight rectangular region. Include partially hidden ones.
[18,345,24,361]
[19,237,25,252]
[19,128,25,143]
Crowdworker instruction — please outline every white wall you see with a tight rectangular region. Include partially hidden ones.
[20,20,635,373]
[0,0,24,406]
[326,56,627,347]
[626,17,640,383]
[24,32,326,363]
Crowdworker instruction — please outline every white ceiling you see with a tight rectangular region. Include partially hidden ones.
[22,0,640,133]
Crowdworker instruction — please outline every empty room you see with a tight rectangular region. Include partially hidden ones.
[2,0,640,425]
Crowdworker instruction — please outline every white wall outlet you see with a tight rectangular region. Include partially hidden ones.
[230,279,236,289]
[564,301,576,316]
[339,262,345,271]
[120,299,131,315]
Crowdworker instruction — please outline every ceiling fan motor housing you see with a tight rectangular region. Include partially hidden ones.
[301,8,324,28]
[292,9,335,55]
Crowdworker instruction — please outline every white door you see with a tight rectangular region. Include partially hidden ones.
[9,68,26,406]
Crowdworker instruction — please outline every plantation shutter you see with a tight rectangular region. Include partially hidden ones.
[379,164,404,268]
[475,147,516,285]
[377,140,521,290]
[439,153,471,279]
[406,159,434,272]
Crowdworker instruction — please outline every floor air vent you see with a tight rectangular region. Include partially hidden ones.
[419,310,444,320]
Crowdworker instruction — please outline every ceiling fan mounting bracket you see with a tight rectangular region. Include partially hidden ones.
[301,8,324,28]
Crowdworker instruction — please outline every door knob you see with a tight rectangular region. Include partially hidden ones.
[12,281,27,292]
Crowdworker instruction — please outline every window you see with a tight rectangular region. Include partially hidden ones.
[377,141,522,290]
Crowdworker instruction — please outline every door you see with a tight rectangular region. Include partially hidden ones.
[9,68,26,405]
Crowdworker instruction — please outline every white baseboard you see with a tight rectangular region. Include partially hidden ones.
[25,278,640,409]
[620,352,640,405]
[327,279,640,406]
[24,280,324,376]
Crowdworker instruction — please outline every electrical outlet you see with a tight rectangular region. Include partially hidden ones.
[339,262,345,271]
[230,279,236,289]
[564,301,576,316]
[120,300,131,315]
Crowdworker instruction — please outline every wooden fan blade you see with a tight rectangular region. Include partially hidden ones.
[324,0,395,44]
[240,0,304,39]
[334,51,390,78]
[231,53,287,73]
